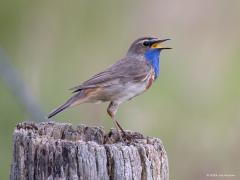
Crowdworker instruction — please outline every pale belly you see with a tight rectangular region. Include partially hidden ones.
[86,71,155,104]
[110,74,154,103]
[112,82,148,103]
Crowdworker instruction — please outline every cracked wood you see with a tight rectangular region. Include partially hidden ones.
[10,121,169,180]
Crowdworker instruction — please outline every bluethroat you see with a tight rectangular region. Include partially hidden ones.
[48,37,171,140]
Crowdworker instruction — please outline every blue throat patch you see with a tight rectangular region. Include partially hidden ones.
[144,49,161,79]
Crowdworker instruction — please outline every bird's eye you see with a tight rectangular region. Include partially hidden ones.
[143,41,150,47]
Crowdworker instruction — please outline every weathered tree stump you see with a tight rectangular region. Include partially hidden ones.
[10,121,169,180]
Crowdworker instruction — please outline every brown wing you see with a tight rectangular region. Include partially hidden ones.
[70,57,151,93]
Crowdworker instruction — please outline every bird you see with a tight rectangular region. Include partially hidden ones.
[48,37,171,141]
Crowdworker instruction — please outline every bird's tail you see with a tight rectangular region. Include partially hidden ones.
[47,92,84,118]
[47,101,70,118]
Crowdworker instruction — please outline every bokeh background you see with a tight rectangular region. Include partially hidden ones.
[0,0,240,179]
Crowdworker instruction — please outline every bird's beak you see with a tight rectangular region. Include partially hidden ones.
[150,39,171,50]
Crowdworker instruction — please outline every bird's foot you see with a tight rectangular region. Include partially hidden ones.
[104,128,144,144]
[121,131,131,141]
[104,129,124,144]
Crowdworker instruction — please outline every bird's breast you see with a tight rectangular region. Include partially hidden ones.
[111,69,155,103]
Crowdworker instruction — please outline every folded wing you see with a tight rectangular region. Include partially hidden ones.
[70,57,151,93]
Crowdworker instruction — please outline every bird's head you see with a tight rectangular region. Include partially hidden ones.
[127,37,171,57]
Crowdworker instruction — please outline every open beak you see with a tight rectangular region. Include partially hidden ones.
[150,39,171,50]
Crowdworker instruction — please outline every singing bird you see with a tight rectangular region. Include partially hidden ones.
[48,37,171,140]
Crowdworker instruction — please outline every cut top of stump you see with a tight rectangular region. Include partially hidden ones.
[11,121,169,180]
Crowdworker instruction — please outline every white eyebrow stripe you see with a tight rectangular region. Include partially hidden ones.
[137,38,158,44]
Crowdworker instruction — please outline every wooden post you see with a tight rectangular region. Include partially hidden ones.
[10,121,169,180]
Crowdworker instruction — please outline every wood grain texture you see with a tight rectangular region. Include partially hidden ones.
[10,121,169,180]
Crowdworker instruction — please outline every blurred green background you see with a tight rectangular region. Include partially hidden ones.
[0,0,240,179]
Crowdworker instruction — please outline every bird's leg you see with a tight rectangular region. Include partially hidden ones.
[115,120,126,135]
[115,118,134,141]
[108,102,127,134]
[107,102,124,141]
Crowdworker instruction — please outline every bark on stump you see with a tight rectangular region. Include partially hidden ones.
[11,121,169,180]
